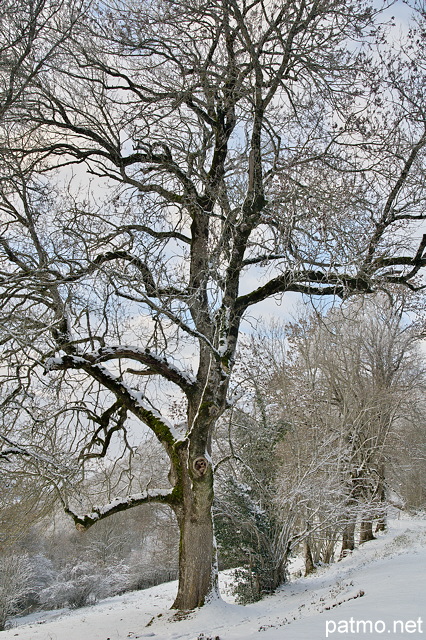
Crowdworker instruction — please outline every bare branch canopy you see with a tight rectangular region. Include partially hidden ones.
[1,0,426,609]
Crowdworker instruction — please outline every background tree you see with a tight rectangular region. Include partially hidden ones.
[0,454,180,625]
[0,456,58,552]
[278,294,426,561]
[391,408,426,510]
[217,295,426,584]
[1,0,426,609]
[215,326,350,587]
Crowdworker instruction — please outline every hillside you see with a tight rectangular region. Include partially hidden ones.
[3,513,425,640]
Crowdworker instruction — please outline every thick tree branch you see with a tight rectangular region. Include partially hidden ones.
[363,131,426,268]
[44,356,181,450]
[235,271,366,312]
[83,345,196,395]
[64,489,176,531]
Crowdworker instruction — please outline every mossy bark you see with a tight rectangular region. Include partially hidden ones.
[170,389,221,611]
[172,456,218,609]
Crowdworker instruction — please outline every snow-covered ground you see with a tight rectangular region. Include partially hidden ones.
[3,513,425,640]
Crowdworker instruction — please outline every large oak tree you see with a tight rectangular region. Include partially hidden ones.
[1,0,426,609]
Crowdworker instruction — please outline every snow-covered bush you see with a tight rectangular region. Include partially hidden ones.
[22,553,56,609]
[39,560,131,609]
[0,554,33,630]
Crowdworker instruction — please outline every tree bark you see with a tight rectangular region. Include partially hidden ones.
[322,540,335,565]
[172,449,219,609]
[359,518,375,544]
[271,564,286,592]
[375,466,387,533]
[340,477,361,557]
[375,517,387,533]
[304,540,315,576]
[340,518,356,557]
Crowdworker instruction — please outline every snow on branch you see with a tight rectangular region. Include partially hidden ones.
[44,355,181,448]
[0,445,30,462]
[84,345,196,391]
[64,489,174,531]
[0,434,49,466]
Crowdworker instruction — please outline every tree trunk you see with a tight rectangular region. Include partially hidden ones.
[375,466,387,533]
[304,540,315,576]
[272,562,286,592]
[322,540,335,564]
[170,366,226,609]
[340,487,359,558]
[359,518,375,544]
[172,453,219,610]
[375,517,386,533]
[340,518,356,558]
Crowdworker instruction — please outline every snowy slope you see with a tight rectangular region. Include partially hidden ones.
[3,513,425,640]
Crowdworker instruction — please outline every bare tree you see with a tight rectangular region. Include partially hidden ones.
[1,0,426,609]
[231,327,351,577]
[0,0,75,121]
[284,294,425,556]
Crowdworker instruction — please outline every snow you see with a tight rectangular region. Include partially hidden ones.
[44,356,87,371]
[44,351,191,442]
[3,513,425,640]
[94,490,173,516]
[94,346,197,387]
[49,354,182,442]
